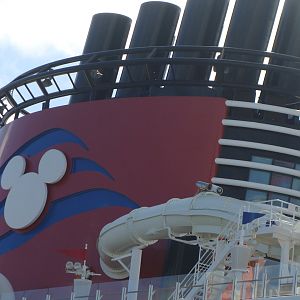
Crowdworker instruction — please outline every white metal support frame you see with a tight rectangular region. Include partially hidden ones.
[277,235,293,278]
[147,284,154,300]
[127,248,142,300]
[112,247,143,300]
[98,193,300,281]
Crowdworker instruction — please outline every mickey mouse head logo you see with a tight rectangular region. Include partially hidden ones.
[1,149,67,230]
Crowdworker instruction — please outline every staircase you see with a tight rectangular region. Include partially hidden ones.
[168,218,241,300]
[167,199,300,300]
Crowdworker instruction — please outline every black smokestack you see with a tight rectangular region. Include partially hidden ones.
[260,0,300,108]
[69,13,131,104]
[168,0,229,83]
[216,0,279,101]
[116,1,180,98]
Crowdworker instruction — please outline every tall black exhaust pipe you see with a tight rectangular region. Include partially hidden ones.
[216,0,279,101]
[168,0,229,84]
[69,13,131,104]
[260,0,300,108]
[116,1,180,98]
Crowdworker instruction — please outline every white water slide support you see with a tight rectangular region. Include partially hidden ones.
[97,192,300,281]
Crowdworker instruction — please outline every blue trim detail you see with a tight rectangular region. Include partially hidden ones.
[242,212,265,224]
[0,189,138,255]
[14,128,88,157]
[71,158,114,181]
[0,128,88,177]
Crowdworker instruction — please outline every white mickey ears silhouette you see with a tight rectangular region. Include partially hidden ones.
[1,156,26,190]
[4,172,47,230]
[38,149,67,183]
[1,149,67,230]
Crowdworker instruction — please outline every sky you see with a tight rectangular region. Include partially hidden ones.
[0,0,186,87]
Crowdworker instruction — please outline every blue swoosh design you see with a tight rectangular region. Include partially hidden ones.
[0,189,138,255]
[10,128,88,157]
[71,158,114,181]
[0,128,88,177]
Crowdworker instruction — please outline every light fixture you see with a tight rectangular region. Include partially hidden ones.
[91,69,103,79]
[41,77,53,87]
[65,261,74,271]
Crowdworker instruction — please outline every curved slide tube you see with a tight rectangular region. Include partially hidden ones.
[98,193,245,279]
[97,192,300,279]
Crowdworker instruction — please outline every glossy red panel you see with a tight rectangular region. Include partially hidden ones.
[0,96,226,290]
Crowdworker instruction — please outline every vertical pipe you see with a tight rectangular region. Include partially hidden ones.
[260,0,300,107]
[127,248,142,300]
[69,13,131,104]
[216,0,279,101]
[116,1,180,98]
[169,0,229,82]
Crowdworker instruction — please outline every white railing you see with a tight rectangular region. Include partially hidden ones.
[167,217,241,300]
[14,199,300,300]
[167,247,214,300]
[247,198,300,224]
[13,264,300,300]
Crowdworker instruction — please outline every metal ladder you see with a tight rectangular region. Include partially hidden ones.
[168,218,241,300]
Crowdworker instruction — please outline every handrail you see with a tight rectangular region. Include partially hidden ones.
[170,198,300,300]
[1,45,300,126]
[168,217,240,300]
[11,271,300,300]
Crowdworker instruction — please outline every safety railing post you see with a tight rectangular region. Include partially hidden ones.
[203,278,208,300]
[252,263,259,299]
[147,284,154,300]
[262,272,268,298]
[174,282,181,300]
[121,287,127,300]
[293,272,298,295]
[232,277,237,300]
[96,289,102,300]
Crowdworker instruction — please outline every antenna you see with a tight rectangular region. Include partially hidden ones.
[65,244,101,280]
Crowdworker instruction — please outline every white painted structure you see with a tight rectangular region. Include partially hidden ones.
[98,191,300,299]
[1,149,67,229]
[98,192,300,279]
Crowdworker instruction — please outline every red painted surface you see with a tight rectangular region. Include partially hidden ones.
[0,96,226,290]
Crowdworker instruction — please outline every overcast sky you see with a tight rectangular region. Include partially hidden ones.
[0,0,186,87]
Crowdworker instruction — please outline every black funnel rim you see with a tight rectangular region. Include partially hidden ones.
[91,12,132,22]
[140,1,181,9]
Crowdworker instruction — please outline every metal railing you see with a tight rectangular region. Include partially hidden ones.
[1,46,300,126]
[167,217,240,300]
[9,264,300,300]
[167,199,300,300]
[243,198,300,230]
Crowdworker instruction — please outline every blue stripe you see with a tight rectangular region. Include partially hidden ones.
[242,212,265,224]
[71,158,114,181]
[12,128,88,157]
[0,128,88,179]
[0,189,138,255]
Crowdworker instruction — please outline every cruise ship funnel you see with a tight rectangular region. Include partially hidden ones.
[217,0,279,101]
[69,13,131,104]
[260,0,300,108]
[116,1,180,98]
[168,0,229,84]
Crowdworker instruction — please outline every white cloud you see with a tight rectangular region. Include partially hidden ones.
[0,0,185,85]
[0,0,185,57]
